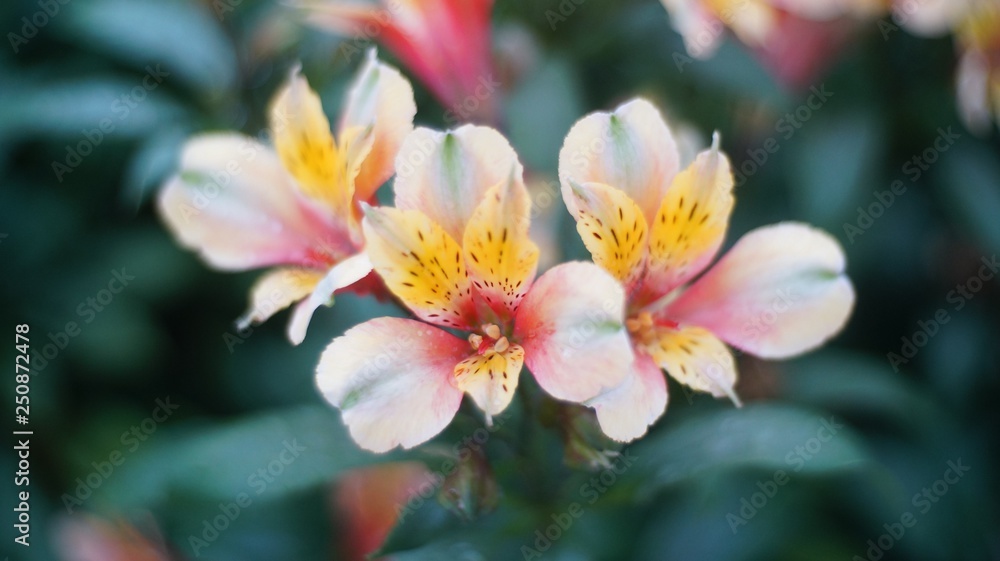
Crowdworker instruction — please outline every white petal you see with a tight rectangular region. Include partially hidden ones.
[315,317,468,453]
[559,98,680,226]
[288,252,374,345]
[340,49,417,202]
[589,353,668,442]
[157,134,350,270]
[394,125,525,241]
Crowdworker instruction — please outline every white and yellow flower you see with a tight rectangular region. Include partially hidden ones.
[315,125,634,452]
[158,50,416,344]
[559,98,855,441]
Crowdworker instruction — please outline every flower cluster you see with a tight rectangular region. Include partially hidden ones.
[159,49,854,452]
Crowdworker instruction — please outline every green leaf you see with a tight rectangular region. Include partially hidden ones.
[98,405,398,508]
[940,141,1000,254]
[60,0,238,97]
[623,403,871,495]
[789,111,883,230]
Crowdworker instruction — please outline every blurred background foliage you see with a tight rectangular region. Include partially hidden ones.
[1,0,999,559]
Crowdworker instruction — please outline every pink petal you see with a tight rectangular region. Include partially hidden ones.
[315,317,468,452]
[514,262,633,403]
[588,352,668,442]
[157,134,351,271]
[665,222,855,359]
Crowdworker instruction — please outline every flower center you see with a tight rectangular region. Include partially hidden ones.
[626,311,677,346]
[468,323,510,356]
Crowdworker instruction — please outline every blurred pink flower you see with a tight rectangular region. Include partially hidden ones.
[662,0,880,89]
[299,0,498,123]
[558,99,855,440]
[335,462,433,560]
[55,514,171,561]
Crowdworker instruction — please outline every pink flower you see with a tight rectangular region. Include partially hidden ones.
[315,125,633,452]
[158,51,416,344]
[298,0,497,122]
[558,99,855,441]
[661,0,880,89]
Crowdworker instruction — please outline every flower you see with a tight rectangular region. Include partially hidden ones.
[891,0,1000,133]
[662,0,880,88]
[315,125,634,452]
[297,0,497,123]
[158,50,416,344]
[558,98,855,441]
[334,462,433,560]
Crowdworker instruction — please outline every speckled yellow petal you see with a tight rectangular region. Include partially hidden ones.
[462,175,539,318]
[270,67,353,215]
[568,181,648,287]
[643,136,734,301]
[640,324,740,405]
[454,343,525,421]
[362,206,475,330]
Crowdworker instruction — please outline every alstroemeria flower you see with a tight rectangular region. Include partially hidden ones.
[559,99,855,441]
[298,0,497,123]
[158,51,416,344]
[316,125,633,452]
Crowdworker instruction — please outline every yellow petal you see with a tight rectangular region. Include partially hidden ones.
[643,135,734,300]
[462,174,539,318]
[362,206,475,330]
[454,344,525,421]
[269,67,352,216]
[640,324,741,406]
[569,181,648,287]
